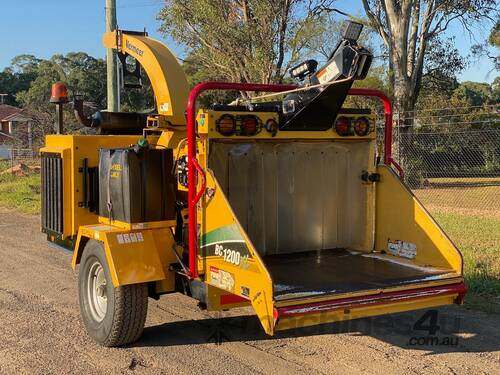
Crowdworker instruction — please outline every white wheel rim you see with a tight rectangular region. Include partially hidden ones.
[87,261,108,322]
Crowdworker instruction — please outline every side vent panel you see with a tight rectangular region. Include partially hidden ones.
[41,152,64,237]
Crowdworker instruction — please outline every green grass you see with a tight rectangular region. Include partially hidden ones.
[0,164,41,214]
[433,212,500,313]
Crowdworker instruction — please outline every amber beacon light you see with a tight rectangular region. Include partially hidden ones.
[50,82,69,134]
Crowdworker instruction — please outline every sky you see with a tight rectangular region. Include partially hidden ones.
[0,0,497,83]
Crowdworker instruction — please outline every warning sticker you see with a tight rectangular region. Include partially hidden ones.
[122,234,131,243]
[209,266,235,292]
[317,60,340,84]
[388,240,417,259]
[116,232,144,245]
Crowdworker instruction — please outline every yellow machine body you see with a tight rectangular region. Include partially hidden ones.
[41,30,465,338]
[41,135,143,240]
[103,30,189,125]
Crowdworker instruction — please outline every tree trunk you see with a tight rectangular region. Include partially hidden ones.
[392,58,417,184]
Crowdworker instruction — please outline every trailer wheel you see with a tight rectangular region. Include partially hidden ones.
[78,240,148,347]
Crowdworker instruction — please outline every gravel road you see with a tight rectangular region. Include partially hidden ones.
[0,208,499,374]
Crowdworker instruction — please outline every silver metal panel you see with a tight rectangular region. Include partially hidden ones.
[209,141,370,255]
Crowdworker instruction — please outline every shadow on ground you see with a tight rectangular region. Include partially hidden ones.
[136,306,500,355]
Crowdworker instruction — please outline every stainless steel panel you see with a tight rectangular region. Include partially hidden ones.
[209,141,370,255]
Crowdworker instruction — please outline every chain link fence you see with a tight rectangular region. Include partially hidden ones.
[382,105,500,219]
[0,148,39,174]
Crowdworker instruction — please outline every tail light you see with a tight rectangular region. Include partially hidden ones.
[241,115,258,136]
[334,117,351,136]
[354,117,371,136]
[217,114,236,136]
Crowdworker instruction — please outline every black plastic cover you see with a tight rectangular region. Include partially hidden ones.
[99,147,175,223]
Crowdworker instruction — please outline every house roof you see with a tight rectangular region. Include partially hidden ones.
[0,131,14,139]
[0,104,31,122]
[3,112,32,122]
[0,104,21,120]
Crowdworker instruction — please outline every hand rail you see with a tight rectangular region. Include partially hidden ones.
[186,81,296,278]
[347,88,404,179]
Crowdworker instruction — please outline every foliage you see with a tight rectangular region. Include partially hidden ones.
[158,0,336,95]
[402,80,500,185]
[453,81,495,106]
[0,55,42,106]
[119,69,155,112]
[7,53,107,143]
[1,52,156,147]
[489,20,500,47]
[361,0,498,115]
[471,20,499,71]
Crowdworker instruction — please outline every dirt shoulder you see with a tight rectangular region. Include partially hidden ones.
[0,208,499,374]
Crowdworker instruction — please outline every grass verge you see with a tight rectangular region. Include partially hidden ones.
[433,212,500,313]
[0,167,41,214]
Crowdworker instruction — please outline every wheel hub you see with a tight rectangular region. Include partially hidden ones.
[87,261,108,322]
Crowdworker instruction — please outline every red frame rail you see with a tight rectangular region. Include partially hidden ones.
[186,82,296,278]
[277,282,467,318]
[186,82,400,278]
[348,88,404,177]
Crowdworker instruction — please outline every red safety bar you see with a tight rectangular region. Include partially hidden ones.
[348,88,403,178]
[186,82,296,278]
[186,82,402,278]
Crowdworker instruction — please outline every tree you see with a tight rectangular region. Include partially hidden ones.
[158,0,335,94]
[492,76,500,103]
[454,81,493,106]
[472,20,500,71]
[12,53,108,140]
[0,55,40,106]
[360,0,497,116]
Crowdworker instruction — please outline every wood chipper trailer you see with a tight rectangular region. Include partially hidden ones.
[40,23,465,347]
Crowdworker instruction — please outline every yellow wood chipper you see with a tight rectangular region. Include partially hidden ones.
[41,22,465,347]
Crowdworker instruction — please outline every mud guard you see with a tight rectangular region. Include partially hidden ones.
[72,224,177,288]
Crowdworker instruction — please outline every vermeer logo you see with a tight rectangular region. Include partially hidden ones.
[126,40,144,56]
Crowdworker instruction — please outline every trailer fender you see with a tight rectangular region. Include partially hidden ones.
[72,224,176,288]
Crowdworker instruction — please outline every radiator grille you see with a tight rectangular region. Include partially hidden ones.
[41,153,64,235]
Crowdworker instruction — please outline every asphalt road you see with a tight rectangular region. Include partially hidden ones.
[0,208,499,374]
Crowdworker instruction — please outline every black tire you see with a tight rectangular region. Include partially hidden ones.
[78,240,148,347]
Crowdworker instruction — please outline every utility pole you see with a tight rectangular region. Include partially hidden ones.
[106,0,119,112]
